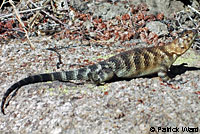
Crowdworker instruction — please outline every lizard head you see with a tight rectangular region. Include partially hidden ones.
[167,30,198,56]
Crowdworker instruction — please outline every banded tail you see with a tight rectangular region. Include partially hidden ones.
[1,60,117,114]
[0,64,105,115]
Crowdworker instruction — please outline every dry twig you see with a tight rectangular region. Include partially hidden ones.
[0,6,45,19]
[28,0,68,28]
[0,0,6,9]
[8,0,35,49]
[188,5,200,15]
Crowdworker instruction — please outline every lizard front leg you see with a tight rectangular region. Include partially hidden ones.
[158,65,170,82]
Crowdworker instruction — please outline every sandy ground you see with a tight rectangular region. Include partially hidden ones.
[0,37,200,134]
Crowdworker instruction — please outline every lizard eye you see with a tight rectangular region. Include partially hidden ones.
[185,33,189,37]
[180,46,185,49]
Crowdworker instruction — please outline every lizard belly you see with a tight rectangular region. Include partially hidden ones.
[135,67,161,77]
[117,65,162,78]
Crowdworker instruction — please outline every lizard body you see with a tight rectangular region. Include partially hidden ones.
[1,30,197,114]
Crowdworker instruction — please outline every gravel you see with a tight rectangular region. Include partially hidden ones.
[0,36,200,134]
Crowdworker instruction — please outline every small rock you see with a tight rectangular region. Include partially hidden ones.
[146,21,168,36]
[50,127,62,134]
[83,20,94,31]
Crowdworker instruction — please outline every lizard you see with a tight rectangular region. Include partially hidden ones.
[1,29,198,114]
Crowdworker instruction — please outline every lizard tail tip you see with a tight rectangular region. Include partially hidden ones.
[1,98,7,115]
[1,106,6,115]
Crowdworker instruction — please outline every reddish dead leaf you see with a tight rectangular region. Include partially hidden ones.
[98,18,102,23]
[121,32,134,41]
[83,59,94,66]
[104,31,111,37]
[137,27,148,33]
[137,99,144,104]
[104,91,109,95]
[83,59,90,63]
[148,32,158,44]
[120,34,125,41]
[100,23,106,29]
[130,5,136,14]
[127,32,135,40]
[93,18,102,24]
[125,43,137,47]
[114,26,122,31]
[93,18,98,24]
[79,13,87,20]
[158,42,165,46]
[160,81,166,85]
[19,22,28,31]
[160,82,180,90]
[169,84,180,90]
[137,20,146,26]
[115,16,121,21]
[115,48,125,53]
[194,91,200,95]
[139,32,146,42]
[138,3,148,11]
[97,58,104,62]
[0,22,3,30]
[144,14,156,21]
[4,21,13,29]
[114,32,120,40]
[65,29,71,35]
[157,13,164,20]
[77,58,81,63]
[122,14,130,20]
[137,12,144,21]
[81,52,85,55]
[149,32,158,39]
[146,39,152,44]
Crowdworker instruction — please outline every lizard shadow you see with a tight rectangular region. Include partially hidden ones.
[167,63,200,79]
[106,63,200,83]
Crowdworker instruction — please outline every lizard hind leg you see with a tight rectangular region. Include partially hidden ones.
[88,68,115,85]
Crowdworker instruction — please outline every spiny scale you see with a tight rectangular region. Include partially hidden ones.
[1,30,198,114]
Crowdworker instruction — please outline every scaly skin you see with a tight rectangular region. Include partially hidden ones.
[1,29,197,114]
